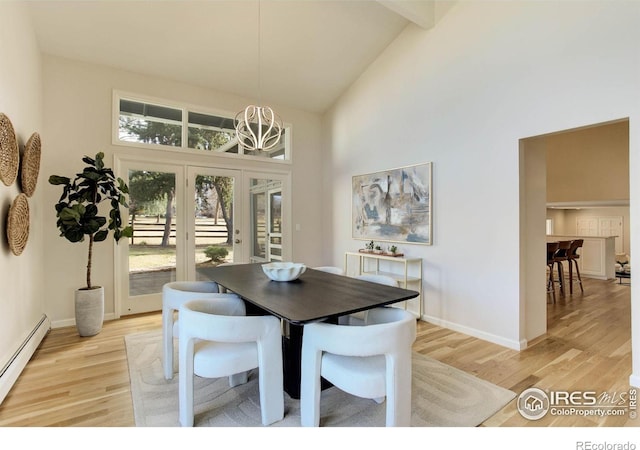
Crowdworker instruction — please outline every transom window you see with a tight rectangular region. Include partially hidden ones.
[114,93,289,161]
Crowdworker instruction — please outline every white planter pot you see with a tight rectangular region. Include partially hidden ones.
[75,286,104,337]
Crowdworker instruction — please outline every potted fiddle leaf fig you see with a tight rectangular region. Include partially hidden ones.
[49,152,133,336]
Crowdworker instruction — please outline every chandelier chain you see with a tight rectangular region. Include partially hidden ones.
[258,0,262,105]
[234,0,283,152]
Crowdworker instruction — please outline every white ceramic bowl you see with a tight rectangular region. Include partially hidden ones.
[262,262,307,281]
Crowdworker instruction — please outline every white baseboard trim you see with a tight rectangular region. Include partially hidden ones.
[51,318,75,329]
[0,315,51,405]
[50,312,116,329]
[630,373,640,388]
[421,314,527,351]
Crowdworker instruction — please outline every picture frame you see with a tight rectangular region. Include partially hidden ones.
[352,162,432,245]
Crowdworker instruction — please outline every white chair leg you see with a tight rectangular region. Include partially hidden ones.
[257,335,284,425]
[386,355,412,426]
[300,347,322,427]
[178,337,195,427]
[162,307,175,380]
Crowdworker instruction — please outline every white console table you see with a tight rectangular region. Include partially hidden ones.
[344,251,423,318]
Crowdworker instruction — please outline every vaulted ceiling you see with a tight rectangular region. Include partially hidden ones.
[26,1,440,113]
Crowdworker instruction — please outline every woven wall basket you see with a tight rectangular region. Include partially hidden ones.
[21,132,41,197]
[0,113,19,186]
[7,193,30,256]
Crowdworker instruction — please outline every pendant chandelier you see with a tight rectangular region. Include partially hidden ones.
[234,1,283,152]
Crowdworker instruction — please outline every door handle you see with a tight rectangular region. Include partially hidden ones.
[235,239,242,244]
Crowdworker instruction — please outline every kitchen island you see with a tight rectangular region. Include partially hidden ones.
[547,235,616,280]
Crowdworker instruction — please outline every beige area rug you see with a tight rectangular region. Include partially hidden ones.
[125,330,515,427]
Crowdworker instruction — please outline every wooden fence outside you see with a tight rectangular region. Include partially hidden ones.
[129,217,229,246]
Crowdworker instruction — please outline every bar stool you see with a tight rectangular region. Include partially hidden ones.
[547,242,559,303]
[553,240,571,296]
[567,239,584,294]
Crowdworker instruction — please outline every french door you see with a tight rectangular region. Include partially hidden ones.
[248,177,283,262]
[186,166,241,282]
[116,159,290,316]
[117,161,184,315]
[116,161,241,316]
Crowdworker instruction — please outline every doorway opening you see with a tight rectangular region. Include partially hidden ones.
[520,118,630,343]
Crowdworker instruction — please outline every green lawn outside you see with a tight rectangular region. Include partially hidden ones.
[129,244,232,272]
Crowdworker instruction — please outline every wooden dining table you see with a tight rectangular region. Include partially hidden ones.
[207,263,420,398]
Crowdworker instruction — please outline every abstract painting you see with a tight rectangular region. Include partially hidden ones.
[352,162,432,245]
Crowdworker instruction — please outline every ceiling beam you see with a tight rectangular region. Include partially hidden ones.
[377,0,435,29]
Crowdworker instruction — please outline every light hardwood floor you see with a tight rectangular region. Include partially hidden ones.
[0,277,637,427]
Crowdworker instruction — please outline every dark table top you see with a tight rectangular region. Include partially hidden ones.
[208,263,420,325]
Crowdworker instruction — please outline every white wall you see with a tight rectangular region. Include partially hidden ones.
[323,0,640,391]
[0,2,46,400]
[41,55,324,326]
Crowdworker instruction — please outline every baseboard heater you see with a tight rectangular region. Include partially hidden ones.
[0,314,51,405]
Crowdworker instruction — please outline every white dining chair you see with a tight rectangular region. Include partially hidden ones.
[162,280,239,380]
[313,266,345,275]
[178,297,284,426]
[300,306,417,427]
[339,274,399,325]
